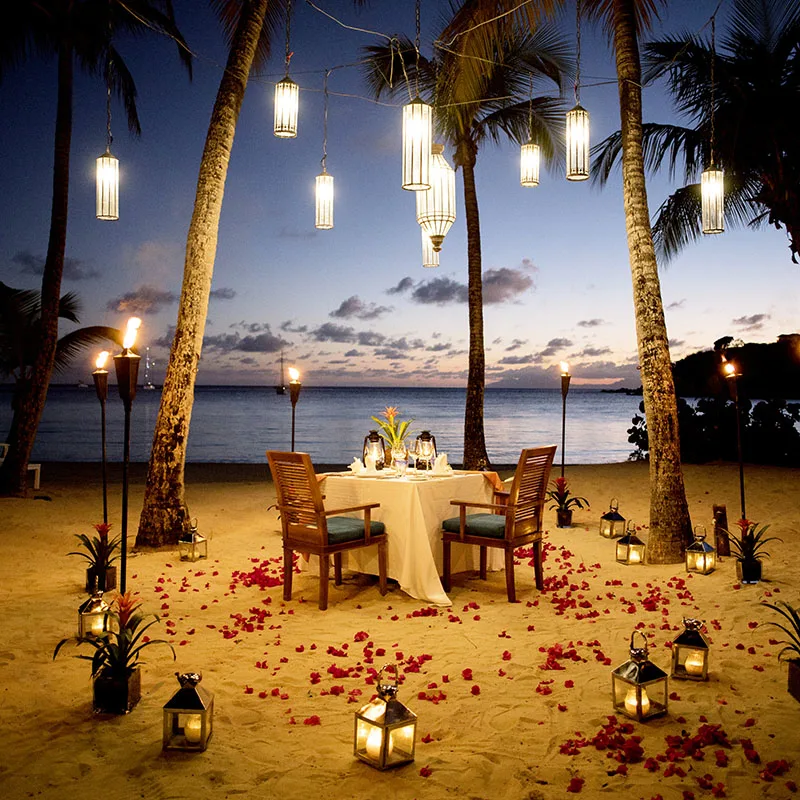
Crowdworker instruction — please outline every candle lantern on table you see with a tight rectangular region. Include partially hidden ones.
[179,518,208,562]
[163,672,214,751]
[671,618,710,681]
[289,368,302,452]
[92,351,111,525]
[354,664,417,770]
[600,498,626,539]
[363,430,385,470]
[612,631,669,721]
[415,430,437,471]
[616,520,646,565]
[78,586,114,639]
[685,525,716,575]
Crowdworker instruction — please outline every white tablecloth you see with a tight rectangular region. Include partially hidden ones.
[318,472,503,606]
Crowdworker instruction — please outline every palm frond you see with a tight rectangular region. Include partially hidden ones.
[54,326,122,375]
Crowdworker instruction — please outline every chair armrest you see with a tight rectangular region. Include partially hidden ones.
[449,500,510,513]
[324,503,380,517]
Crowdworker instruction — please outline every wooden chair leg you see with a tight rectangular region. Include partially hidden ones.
[334,552,343,586]
[504,547,517,603]
[283,545,294,601]
[479,546,488,580]
[533,539,544,591]
[319,554,330,611]
[442,539,452,592]
[377,540,388,596]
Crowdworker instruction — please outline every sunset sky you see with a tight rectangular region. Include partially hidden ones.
[0,0,796,389]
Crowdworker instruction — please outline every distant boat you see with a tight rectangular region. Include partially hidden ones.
[76,380,89,389]
[143,348,157,390]
[275,351,287,395]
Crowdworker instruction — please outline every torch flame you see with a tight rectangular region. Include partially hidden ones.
[559,361,570,375]
[95,351,110,370]
[288,367,300,382]
[723,362,736,376]
[123,317,141,350]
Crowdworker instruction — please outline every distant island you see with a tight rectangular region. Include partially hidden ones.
[601,386,643,395]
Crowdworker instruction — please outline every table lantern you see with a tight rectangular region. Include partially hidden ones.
[354,664,417,770]
[363,430,385,470]
[78,587,113,638]
[415,430,437,470]
[179,519,207,562]
[671,618,710,681]
[600,498,626,538]
[616,521,646,565]
[686,525,716,575]
[163,672,213,751]
[612,631,669,721]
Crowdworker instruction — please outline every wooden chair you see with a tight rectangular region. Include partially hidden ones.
[0,443,41,489]
[441,446,556,602]
[266,450,388,610]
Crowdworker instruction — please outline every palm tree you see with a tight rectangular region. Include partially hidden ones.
[136,0,285,547]
[0,282,121,443]
[0,1,190,496]
[362,9,570,468]
[593,0,800,263]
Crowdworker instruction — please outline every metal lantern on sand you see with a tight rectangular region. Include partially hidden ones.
[612,631,669,721]
[671,618,710,682]
[163,672,214,751]
[600,498,625,539]
[179,519,207,562]
[685,525,716,575]
[354,664,417,770]
[616,520,646,565]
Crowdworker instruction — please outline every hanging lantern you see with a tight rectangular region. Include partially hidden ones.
[354,664,417,770]
[671,618,710,682]
[599,498,625,539]
[315,171,334,230]
[616,520,646,565]
[416,144,455,250]
[415,430,437,470]
[701,167,724,234]
[685,524,716,575]
[274,77,299,138]
[96,148,119,221]
[520,140,541,187]
[401,97,432,191]
[566,104,590,181]
[163,672,214,751]
[363,430,385,470]
[612,631,669,721]
[78,588,114,639]
[421,230,439,268]
[179,519,208,562]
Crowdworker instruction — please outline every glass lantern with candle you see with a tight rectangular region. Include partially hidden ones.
[354,664,417,770]
[179,519,208,562]
[671,618,710,681]
[616,521,646,565]
[600,498,626,539]
[612,631,669,721]
[78,588,115,639]
[685,525,716,575]
[415,431,437,471]
[163,672,214,751]
[363,430,385,470]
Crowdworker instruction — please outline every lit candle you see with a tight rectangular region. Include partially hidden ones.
[628,549,642,564]
[88,614,105,636]
[365,726,385,760]
[182,714,203,744]
[624,686,650,717]
[684,651,705,676]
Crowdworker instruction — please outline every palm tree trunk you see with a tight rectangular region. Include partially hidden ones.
[460,155,489,469]
[613,0,692,562]
[0,44,73,497]
[135,0,268,547]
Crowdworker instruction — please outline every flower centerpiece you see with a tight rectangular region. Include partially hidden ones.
[371,406,414,470]
[726,518,782,584]
[54,591,175,714]
[546,476,589,528]
[69,522,121,592]
[763,600,800,703]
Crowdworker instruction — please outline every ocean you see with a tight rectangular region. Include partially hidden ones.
[0,385,643,465]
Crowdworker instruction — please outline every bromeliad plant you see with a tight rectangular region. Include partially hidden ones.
[763,601,800,663]
[546,476,589,513]
[69,522,120,591]
[371,406,414,450]
[726,519,782,562]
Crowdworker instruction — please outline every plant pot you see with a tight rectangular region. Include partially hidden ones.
[93,667,141,714]
[788,660,800,704]
[556,509,573,528]
[86,565,117,593]
[736,559,762,584]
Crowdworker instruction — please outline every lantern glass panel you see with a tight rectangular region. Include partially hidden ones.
[315,172,334,230]
[701,168,724,234]
[274,78,299,138]
[686,530,716,575]
[402,99,432,191]
[354,697,417,770]
[96,150,119,221]
[600,500,625,538]
[566,105,590,181]
[612,674,668,720]
[179,533,207,562]
[78,592,116,638]
[520,141,540,187]
[616,533,646,565]
[363,432,385,469]
[670,622,710,681]
[163,676,214,751]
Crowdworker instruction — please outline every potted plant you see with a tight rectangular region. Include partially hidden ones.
[546,476,589,528]
[726,519,782,584]
[54,591,175,714]
[763,601,800,703]
[69,522,120,592]
[370,406,414,470]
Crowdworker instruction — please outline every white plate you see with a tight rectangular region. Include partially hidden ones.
[356,472,392,479]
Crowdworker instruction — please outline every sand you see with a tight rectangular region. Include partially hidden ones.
[0,461,798,799]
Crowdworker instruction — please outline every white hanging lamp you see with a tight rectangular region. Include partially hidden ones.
[96,74,119,220]
[521,77,541,187]
[315,70,334,230]
[274,0,298,138]
[701,17,724,234]
[402,97,432,191]
[416,144,455,250]
[566,0,589,181]
[421,229,439,268]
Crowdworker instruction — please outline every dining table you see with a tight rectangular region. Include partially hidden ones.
[316,469,505,606]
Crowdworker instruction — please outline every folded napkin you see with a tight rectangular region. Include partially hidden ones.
[432,453,452,475]
[361,455,379,476]
[348,457,365,475]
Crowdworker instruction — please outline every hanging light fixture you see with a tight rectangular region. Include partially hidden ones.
[521,76,540,187]
[315,70,334,230]
[566,0,589,181]
[702,16,724,234]
[402,1,431,190]
[96,61,119,220]
[421,230,439,268]
[416,144,455,249]
[274,0,298,138]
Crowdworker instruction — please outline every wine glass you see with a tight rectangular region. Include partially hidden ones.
[407,440,418,473]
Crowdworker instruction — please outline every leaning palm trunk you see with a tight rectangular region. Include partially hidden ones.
[0,45,73,498]
[613,0,691,561]
[459,152,489,469]
[136,0,268,547]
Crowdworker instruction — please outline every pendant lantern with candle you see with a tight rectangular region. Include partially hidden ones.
[600,497,626,539]
[670,618,710,681]
[685,525,716,575]
[163,672,214,751]
[616,520,646,565]
[612,631,669,721]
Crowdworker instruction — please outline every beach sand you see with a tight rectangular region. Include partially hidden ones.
[0,461,798,799]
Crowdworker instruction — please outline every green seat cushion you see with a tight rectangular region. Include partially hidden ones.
[327,516,386,544]
[442,513,506,539]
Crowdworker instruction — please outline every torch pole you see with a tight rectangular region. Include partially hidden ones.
[560,371,571,479]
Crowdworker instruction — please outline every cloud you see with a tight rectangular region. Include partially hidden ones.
[312,322,357,343]
[344,349,362,357]
[577,318,605,328]
[279,320,308,333]
[482,267,535,304]
[357,331,387,347]
[411,276,469,305]
[667,299,686,310]
[539,337,573,357]
[387,277,415,295]
[668,338,685,348]
[211,287,236,300]
[203,328,286,353]
[577,346,611,357]
[732,313,770,330]
[13,250,100,281]
[505,338,527,352]
[330,295,393,320]
[106,284,177,315]
[426,342,451,352]
[499,354,536,365]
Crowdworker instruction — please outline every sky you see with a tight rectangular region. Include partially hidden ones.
[0,0,796,389]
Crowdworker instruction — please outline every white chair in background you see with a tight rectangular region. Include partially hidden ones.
[0,443,41,489]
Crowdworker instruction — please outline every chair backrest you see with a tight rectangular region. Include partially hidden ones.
[266,451,327,545]
[505,446,557,538]
[0,443,8,463]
